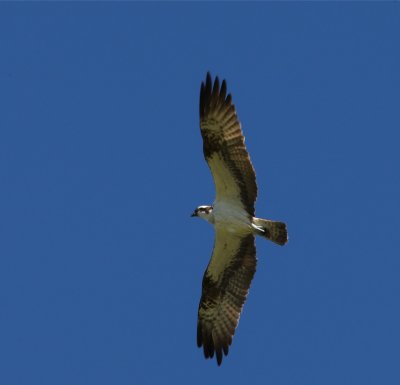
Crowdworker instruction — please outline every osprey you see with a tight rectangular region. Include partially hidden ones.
[192,73,288,366]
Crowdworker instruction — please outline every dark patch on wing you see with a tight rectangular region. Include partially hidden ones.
[197,234,257,366]
[199,72,258,216]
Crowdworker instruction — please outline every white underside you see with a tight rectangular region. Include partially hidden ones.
[201,200,259,280]
[211,200,253,234]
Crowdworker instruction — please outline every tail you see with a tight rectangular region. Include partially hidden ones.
[252,217,288,246]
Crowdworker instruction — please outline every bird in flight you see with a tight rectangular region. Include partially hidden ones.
[191,73,288,366]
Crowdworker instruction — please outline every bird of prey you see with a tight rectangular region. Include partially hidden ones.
[191,73,288,366]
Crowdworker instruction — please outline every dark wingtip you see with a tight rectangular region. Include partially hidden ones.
[200,72,233,122]
[216,347,223,366]
[198,322,229,366]
[223,344,229,356]
[200,72,213,119]
[205,72,212,93]
[213,76,220,95]
[220,79,227,101]
[197,323,202,348]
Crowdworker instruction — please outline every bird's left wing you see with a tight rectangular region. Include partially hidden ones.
[197,230,257,365]
[200,73,258,216]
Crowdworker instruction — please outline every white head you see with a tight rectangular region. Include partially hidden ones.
[191,205,213,222]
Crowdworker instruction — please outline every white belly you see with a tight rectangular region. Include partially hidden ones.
[212,200,252,233]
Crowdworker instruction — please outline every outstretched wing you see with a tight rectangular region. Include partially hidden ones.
[200,72,257,216]
[197,231,257,365]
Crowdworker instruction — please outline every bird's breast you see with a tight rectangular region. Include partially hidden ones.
[212,201,252,231]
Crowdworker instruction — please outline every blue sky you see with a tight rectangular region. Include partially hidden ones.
[1,3,399,385]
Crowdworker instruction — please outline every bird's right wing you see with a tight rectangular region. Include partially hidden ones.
[197,230,257,365]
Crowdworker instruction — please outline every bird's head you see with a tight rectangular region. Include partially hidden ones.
[191,205,213,221]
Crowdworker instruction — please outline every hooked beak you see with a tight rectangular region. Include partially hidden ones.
[191,211,197,217]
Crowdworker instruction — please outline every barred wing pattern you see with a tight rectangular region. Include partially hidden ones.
[200,73,258,216]
[197,231,257,366]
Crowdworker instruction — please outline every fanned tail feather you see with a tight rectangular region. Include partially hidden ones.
[252,218,288,246]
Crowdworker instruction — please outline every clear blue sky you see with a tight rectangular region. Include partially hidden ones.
[1,3,399,385]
